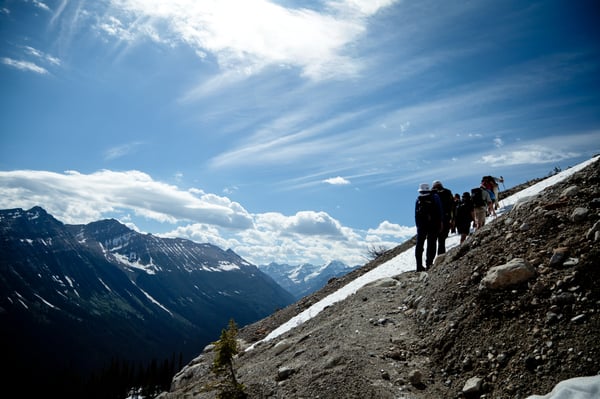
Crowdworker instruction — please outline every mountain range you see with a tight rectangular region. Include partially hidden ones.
[0,207,295,395]
[259,260,361,300]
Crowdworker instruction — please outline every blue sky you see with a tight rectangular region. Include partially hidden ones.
[1,0,599,267]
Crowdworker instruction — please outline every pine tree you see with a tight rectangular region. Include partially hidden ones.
[212,319,247,399]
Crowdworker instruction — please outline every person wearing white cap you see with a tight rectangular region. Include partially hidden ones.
[414,183,443,271]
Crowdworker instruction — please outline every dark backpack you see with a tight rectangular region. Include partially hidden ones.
[437,188,454,220]
[471,187,485,207]
[456,199,473,219]
[416,193,436,225]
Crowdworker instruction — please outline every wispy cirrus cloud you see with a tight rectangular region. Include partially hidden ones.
[24,46,61,65]
[477,131,600,168]
[207,106,373,170]
[479,146,580,167]
[1,44,61,75]
[1,57,49,74]
[104,142,145,160]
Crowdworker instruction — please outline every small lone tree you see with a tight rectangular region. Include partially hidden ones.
[367,244,388,260]
[212,319,247,399]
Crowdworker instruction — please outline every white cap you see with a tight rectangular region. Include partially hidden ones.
[418,183,430,193]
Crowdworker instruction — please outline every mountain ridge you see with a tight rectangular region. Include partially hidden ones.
[0,209,295,396]
[259,260,361,300]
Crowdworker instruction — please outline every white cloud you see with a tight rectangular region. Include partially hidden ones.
[97,16,136,41]
[323,176,350,185]
[329,0,397,15]
[1,57,49,74]
[363,221,415,255]
[161,223,232,249]
[368,220,415,238]
[285,211,345,237]
[160,209,377,266]
[1,45,60,75]
[102,0,397,82]
[0,170,253,229]
[233,211,368,265]
[33,0,51,12]
[223,185,238,195]
[0,168,426,266]
[23,46,60,66]
[479,146,580,167]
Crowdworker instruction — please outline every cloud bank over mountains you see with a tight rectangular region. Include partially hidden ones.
[0,169,409,266]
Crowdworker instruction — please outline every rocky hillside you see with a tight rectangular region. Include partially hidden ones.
[157,156,600,399]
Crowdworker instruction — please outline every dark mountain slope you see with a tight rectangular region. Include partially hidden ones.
[0,209,293,397]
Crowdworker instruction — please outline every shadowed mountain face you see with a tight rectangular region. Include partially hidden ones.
[0,207,294,394]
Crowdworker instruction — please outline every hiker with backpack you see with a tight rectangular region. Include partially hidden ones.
[431,180,455,255]
[471,184,492,230]
[480,177,496,217]
[414,183,443,272]
[455,192,474,244]
[481,175,503,212]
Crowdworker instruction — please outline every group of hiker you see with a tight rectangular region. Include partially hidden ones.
[414,176,504,272]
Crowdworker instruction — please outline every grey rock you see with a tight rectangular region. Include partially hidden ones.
[561,185,579,197]
[273,339,292,355]
[479,258,536,290]
[462,376,483,394]
[571,207,589,222]
[276,366,296,381]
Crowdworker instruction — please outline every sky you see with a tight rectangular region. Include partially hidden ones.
[1,0,599,267]
[246,156,600,399]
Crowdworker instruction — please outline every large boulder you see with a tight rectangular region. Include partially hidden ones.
[479,258,536,290]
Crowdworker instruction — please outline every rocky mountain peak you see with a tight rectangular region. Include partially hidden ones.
[0,206,64,237]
